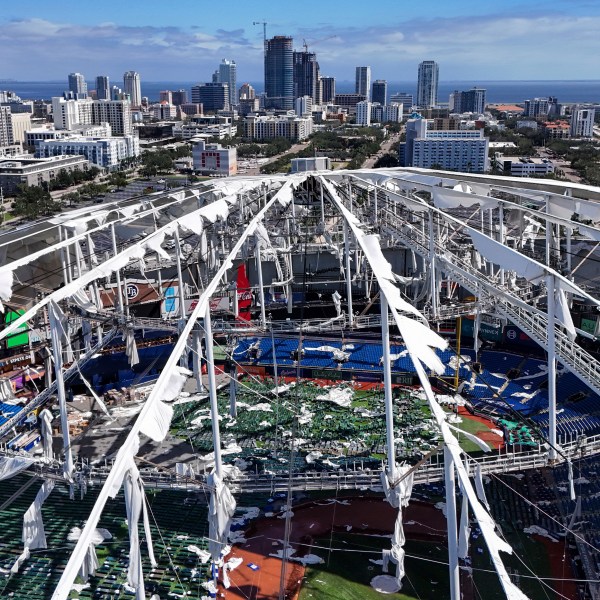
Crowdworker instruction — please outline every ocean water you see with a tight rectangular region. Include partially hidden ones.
[2,79,599,104]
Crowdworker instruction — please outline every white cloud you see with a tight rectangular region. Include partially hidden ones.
[0,14,599,80]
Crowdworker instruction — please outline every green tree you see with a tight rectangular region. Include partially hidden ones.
[108,172,128,189]
[374,153,399,168]
[13,185,60,219]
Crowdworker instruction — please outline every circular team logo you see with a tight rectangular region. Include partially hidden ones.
[506,329,517,341]
[126,284,139,300]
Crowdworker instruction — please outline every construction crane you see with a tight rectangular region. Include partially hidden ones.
[302,34,337,52]
[253,20,267,46]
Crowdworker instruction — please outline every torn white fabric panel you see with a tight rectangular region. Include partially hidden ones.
[49,300,69,343]
[469,228,545,282]
[394,313,447,375]
[22,480,55,550]
[119,205,140,219]
[568,461,576,502]
[69,289,97,313]
[474,463,491,512]
[159,367,189,402]
[554,288,576,342]
[332,291,342,316]
[142,232,170,261]
[207,471,237,562]
[141,490,158,568]
[124,467,145,597]
[433,187,498,211]
[222,565,231,589]
[0,455,35,481]
[458,495,470,559]
[126,330,140,367]
[0,269,14,306]
[106,435,139,499]
[200,199,229,223]
[80,544,100,582]
[40,409,54,460]
[391,543,405,585]
[139,399,173,442]
[179,211,204,236]
[10,547,30,574]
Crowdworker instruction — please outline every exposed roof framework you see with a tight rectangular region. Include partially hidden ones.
[1,168,599,599]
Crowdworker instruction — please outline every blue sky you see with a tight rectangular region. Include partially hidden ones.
[1,0,599,82]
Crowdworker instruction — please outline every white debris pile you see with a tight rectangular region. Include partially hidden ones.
[247,403,274,412]
[297,405,314,425]
[271,382,296,396]
[315,386,353,408]
[187,545,211,563]
[305,451,322,464]
[523,525,558,542]
[370,574,401,594]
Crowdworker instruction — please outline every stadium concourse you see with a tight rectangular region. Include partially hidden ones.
[0,167,600,598]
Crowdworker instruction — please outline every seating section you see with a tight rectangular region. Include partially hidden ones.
[0,476,212,599]
[234,336,471,378]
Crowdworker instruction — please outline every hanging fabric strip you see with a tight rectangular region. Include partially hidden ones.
[141,491,158,568]
[22,479,55,550]
[458,495,470,559]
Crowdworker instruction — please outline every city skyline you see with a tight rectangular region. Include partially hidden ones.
[1,0,600,82]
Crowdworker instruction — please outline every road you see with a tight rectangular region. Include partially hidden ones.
[362,130,402,169]
[238,141,311,176]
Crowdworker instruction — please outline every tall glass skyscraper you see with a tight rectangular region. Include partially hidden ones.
[293,50,319,102]
[68,72,87,98]
[218,59,237,106]
[372,79,387,105]
[355,66,371,101]
[417,60,439,108]
[265,36,293,110]
[123,71,142,107]
[95,75,110,100]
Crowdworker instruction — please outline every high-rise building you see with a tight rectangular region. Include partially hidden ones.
[293,50,320,102]
[449,87,486,114]
[320,77,336,103]
[123,71,142,107]
[571,106,595,138]
[391,92,413,112]
[295,96,312,117]
[93,100,133,135]
[171,90,188,106]
[239,83,256,100]
[159,91,173,104]
[217,59,237,106]
[523,97,551,118]
[383,103,403,123]
[191,83,230,112]
[356,101,372,126]
[417,61,439,108]
[372,80,387,106]
[95,76,110,101]
[264,36,294,110]
[0,106,14,147]
[400,114,488,172]
[68,73,88,98]
[355,67,371,101]
[52,97,132,135]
